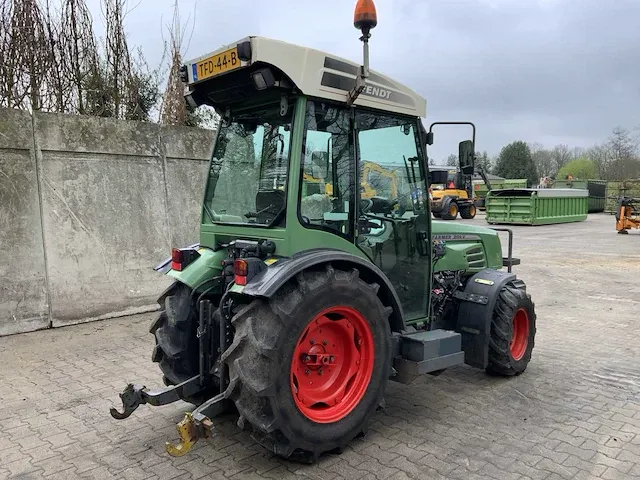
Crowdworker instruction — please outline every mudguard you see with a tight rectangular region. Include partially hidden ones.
[153,243,200,274]
[153,244,226,290]
[238,248,406,332]
[454,268,518,368]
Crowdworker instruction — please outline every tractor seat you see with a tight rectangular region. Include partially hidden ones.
[255,189,286,224]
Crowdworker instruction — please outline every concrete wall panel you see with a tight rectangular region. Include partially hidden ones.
[0,109,49,335]
[34,112,173,326]
[162,124,215,248]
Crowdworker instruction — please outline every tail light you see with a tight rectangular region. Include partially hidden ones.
[170,247,200,272]
[234,257,267,286]
[171,248,183,271]
[234,259,249,285]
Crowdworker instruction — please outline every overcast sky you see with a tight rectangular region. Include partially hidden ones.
[84,0,640,164]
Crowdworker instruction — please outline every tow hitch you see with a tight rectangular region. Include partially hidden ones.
[110,299,232,456]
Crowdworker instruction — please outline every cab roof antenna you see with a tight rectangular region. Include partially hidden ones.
[347,0,377,105]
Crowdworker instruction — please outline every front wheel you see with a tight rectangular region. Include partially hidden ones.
[221,265,392,462]
[486,281,536,376]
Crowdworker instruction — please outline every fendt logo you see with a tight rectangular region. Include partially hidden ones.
[363,84,392,99]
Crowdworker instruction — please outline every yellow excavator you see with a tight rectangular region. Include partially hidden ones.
[303,161,400,200]
[429,166,477,220]
[361,161,399,199]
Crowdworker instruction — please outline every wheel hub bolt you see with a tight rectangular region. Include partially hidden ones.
[310,339,315,345]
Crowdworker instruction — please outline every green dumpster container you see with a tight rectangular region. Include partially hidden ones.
[551,179,606,213]
[485,188,588,225]
[473,179,527,209]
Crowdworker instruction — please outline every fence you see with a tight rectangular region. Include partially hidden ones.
[605,179,640,213]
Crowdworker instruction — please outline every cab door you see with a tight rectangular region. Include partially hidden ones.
[354,109,432,323]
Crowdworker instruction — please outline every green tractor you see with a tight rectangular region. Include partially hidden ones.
[110,0,536,463]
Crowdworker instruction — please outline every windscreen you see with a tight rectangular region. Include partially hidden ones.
[202,101,293,226]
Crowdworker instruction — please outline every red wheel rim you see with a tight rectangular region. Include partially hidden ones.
[510,307,530,361]
[290,305,375,423]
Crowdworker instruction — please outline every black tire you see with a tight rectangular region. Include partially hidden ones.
[460,204,477,219]
[221,265,392,462]
[149,282,219,405]
[486,280,536,376]
[441,199,458,220]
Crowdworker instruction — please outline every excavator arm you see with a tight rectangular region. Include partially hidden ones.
[361,161,399,199]
[476,165,492,192]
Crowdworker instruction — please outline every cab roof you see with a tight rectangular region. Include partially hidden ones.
[183,35,426,118]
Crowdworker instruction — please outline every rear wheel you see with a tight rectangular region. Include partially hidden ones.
[486,281,536,376]
[221,265,392,462]
[460,204,477,219]
[149,282,219,405]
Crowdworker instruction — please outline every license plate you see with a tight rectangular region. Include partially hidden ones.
[193,47,241,82]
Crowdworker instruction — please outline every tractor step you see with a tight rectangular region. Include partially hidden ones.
[392,329,465,384]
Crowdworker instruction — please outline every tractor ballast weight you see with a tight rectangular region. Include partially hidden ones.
[111,0,537,464]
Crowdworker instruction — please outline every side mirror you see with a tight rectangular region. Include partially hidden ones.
[426,132,434,145]
[459,140,475,175]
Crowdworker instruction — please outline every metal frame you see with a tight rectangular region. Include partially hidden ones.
[489,227,520,273]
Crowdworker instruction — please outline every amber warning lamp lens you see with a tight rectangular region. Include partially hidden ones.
[354,0,377,31]
[233,257,267,286]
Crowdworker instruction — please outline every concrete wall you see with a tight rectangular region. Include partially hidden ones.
[0,108,215,335]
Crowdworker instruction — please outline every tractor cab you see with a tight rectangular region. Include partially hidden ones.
[182,31,433,319]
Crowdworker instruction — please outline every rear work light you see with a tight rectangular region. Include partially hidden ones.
[233,257,267,286]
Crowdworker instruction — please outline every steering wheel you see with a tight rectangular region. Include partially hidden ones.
[360,198,374,214]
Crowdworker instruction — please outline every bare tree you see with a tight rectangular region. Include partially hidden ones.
[159,1,188,125]
[43,0,73,112]
[102,0,132,118]
[0,0,192,124]
[605,127,640,180]
[0,0,52,111]
[0,0,17,108]
[586,144,612,180]
[529,142,555,177]
[551,144,572,174]
[123,46,161,121]
[62,0,98,114]
[159,1,216,128]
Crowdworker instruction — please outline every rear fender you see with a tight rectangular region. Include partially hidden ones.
[455,268,520,368]
[154,244,225,290]
[235,248,406,332]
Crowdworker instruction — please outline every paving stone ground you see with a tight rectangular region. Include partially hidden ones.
[1,213,639,480]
